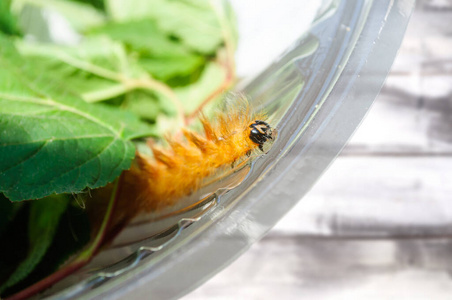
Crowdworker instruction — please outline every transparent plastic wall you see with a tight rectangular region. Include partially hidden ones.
[42,0,414,299]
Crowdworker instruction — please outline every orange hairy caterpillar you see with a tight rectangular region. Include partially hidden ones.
[109,98,274,231]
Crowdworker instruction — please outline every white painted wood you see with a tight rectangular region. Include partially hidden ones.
[343,90,452,155]
[272,156,452,236]
[184,236,452,300]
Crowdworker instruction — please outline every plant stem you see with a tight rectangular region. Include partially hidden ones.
[54,52,186,128]
[125,78,185,129]
[185,0,237,125]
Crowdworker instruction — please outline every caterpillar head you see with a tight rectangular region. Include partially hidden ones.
[249,120,273,151]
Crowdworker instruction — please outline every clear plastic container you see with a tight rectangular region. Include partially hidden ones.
[40,0,414,299]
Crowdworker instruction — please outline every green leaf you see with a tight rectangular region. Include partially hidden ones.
[122,90,162,121]
[0,35,154,201]
[0,0,21,36]
[0,195,68,294]
[16,37,166,131]
[0,194,22,237]
[175,62,225,114]
[91,20,207,84]
[17,37,135,103]
[105,0,224,54]
[69,0,105,11]
[0,204,29,286]
[140,55,205,82]
[37,202,91,273]
[91,19,190,57]
[14,0,106,32]
[1,200,91,297]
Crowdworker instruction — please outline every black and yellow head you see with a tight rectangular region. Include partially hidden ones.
[249,120,273,151]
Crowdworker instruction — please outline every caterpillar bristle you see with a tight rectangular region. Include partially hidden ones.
[183,129,210,153]
[114,97,273,223]
[199,114,217,141]
[150,146,174,168]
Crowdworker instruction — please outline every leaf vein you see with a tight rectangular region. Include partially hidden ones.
[0,94,120,137]
[1,135,114,146]
[0,140,49,174]
[46,137,123,188]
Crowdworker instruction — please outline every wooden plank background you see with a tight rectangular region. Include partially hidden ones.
[184,1,452,299]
